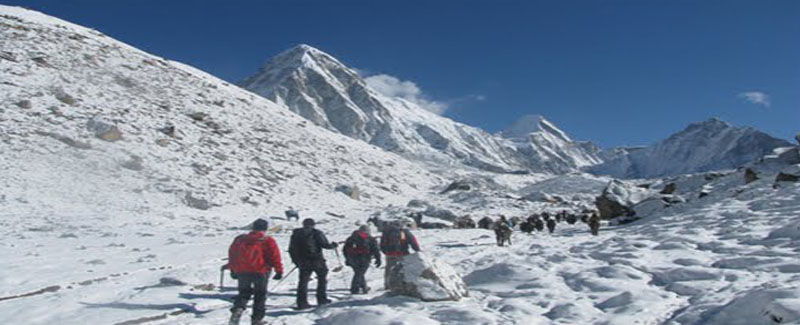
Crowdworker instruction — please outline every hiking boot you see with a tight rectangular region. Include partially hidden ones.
[317,298,332,306]
[251,319,268,325]
[295,303,313,310]
[363,286,371,294]
[229,308,244,325]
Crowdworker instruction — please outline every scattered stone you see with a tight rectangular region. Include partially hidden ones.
[775,172,799,183]
[334,184,360,200]
[155,138,170,147]
[184,192,211,210]
[53,89,76,106]
[192,283,215,291]
[188,112,208,121]
[407,199,429,209]
[86,116,122,142]
[16,100,31,109]
[121,155,144,171]
[440,180,472,194]
[744,168,758,184]
[660,183,677,195]
[386,252,468,302]
[158,124,176,137]
[159,277,187,286]
[32,57,54,68]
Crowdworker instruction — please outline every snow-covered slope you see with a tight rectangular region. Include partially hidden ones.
[241,45,600,173]
[588,118,792,178]
[0,6,441,220]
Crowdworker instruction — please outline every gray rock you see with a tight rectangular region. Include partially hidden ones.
[121,155,144,171]
[386,252,468,302]
[184,192,211,210]
[334,184,359,200]
[744,168,758,184]
[86,116,122,142]
[440,180,472,194]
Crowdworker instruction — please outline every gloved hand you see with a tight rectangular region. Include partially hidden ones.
[331,242,339,248]
[345,259,352,267]
[375,259,381,268]
[230,272,238,280]
[272,272,283,280]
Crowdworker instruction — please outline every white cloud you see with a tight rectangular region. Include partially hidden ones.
[738,91,771,108]
[364,74,449,114]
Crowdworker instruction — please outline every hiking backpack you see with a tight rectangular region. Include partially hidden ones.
[291,229,319,260]
[380,228,407,254]
[228,235,268,273]
[345,232,370,256]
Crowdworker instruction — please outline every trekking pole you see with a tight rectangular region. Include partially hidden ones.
[332,249,345,273]
[269,266,297,292]
[219,264,229,291]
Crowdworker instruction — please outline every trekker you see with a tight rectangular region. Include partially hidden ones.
[343,225,381,294]
[227,218,283,325]
[380,221,421,289]
[589,213,601,236]
[288,218,338,309]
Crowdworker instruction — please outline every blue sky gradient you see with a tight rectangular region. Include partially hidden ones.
[3,0,798,147]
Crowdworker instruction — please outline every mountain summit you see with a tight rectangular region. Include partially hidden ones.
[241,45,600,173]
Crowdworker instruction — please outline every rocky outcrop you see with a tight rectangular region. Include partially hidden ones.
[595,180,651,219]
[387,253,469,302]
[744,168,758,184]
[440,180,472,194]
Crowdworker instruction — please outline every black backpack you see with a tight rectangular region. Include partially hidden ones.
[292,229,319,260]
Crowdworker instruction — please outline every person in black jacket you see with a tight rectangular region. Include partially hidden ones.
[343,225,381,294]
[288,218,338,309]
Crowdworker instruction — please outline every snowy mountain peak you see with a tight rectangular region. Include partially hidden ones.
[242,46,603,173]
[500,114,571,142]
[588,118,792,178]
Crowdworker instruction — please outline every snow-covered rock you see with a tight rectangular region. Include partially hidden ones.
[595,180,652,219]
[588,118,792,178]
[388,252,469,301]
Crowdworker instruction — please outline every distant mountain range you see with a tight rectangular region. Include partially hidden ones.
[241,44,792,178]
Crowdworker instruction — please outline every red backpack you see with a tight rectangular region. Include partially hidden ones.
[228,234,269,274]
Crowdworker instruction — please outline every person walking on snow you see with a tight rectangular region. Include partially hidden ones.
[343,225,381,294]
[288,218,338,309]
[380,221,421,289]
[227,218,283,325]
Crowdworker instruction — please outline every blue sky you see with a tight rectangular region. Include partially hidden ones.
[4,0,798,147]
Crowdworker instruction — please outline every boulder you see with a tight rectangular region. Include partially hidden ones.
[595,180,651,219]
[796,132,800,146]
[334,184,360,200]
[744,168,758,184]
[659,182,677,195]
[775,172,799,183]
[16,100,31,109]
[387,252,469,302]
[184,192,211,210]
[407,199,430,209]
[440,180,472,194]
[423,207,458,221]
[86,116,122,142]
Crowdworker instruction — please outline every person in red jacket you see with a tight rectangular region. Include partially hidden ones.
[379,221,421,290]
[227,218,283,325]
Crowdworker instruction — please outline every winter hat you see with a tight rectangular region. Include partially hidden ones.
[253,218,269,231]
[302,218,315,227]
[358,224,370,234]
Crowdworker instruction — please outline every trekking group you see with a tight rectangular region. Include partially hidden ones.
[225,216,419,325]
